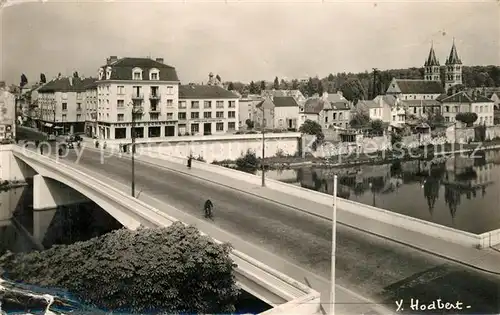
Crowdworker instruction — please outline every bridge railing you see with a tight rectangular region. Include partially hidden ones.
[12,145,321,314]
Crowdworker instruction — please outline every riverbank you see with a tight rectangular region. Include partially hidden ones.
[0,180,28,191]
[212,140,500,171]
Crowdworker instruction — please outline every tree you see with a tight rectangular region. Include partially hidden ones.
[299,120,324,151]
[291,79,299,90]
[280,79,288,90]
[455,112,478,127]
[370,119,385,134]
[350,112,370,128]
[306,78,315,97]
[0,223,240,314]
[245,119,254,129]
[40,73,46,84]
[216,74,222,82]
[317,81,324,96]
[260,80,266,92]
[73,71,79,78]
[227,82,234,91]
[327,73,335,81]
[235,150,259,173]
[20,74,28,88]
[249,81,257,94]
[273,77,279,90]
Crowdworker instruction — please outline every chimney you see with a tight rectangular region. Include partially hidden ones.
[107,56,118,65]
[156,58,164,64]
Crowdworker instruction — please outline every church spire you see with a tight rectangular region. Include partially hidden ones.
[424,41,440,66]
[446,38,462,65]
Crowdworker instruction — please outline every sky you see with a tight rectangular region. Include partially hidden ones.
[0,0,499,86]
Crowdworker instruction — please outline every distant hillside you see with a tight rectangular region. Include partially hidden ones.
[226,65,500,103]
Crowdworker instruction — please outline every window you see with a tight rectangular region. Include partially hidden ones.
[167,113,174,120]
[117,114,124,121]
[167,99,173,107]
[179,113,186,120]
[133,68,142,80]
[393,115,396,121]
[204,101,212,108]
[413,107,417,114]
[150,113,159,121]
[150,69,159,80]
[216,101,224,108]
[216,122,224,131]
[191,123,199,134]
[166,86,173,95]
[228,101,235,108]
[191,101,199,108]
[216,111,224,118]
[117,86,125,95]
[204,112,212,119]
[325,117,328,123]
[77,103,82,111]
[333,113,337,119]
[228,111,236,118]
[62,114,67,122]
[191,112,199,119]
[179,101,186,109]
[62,103,67,110]
[117,100,124,108]
[228,122,236,130]
[76,114,81,121]
[339,113,343,120]
[151,86,159,97]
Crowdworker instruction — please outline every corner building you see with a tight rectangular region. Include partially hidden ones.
[95,56,180,140]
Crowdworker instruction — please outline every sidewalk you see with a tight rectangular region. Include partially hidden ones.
[84,144,500,276]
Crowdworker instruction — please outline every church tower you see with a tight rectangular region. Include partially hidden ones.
[445,39,463,92]
[424,42,440,82]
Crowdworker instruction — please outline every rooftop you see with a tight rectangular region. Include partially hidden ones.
[273,96,299,107]
[440,91,493,103]
[179,85,239,99]
[303,98,324,114]
[391,79,445,94]
[38,77,97,93]
[99,57,179,82]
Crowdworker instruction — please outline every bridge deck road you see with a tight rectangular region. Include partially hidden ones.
[37,146,500,314]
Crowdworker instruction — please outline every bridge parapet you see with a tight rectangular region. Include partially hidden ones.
[11,145,321,315]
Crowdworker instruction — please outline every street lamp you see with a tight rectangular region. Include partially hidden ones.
[130,101,143,198]
[260,107,265,187]
[329,175,338,315]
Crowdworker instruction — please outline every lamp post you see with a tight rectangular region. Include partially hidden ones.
[260,107,265,187]
[330,175,338,315]
[130,101,142,198]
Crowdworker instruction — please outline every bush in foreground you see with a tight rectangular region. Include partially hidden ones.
[0,222,240,314]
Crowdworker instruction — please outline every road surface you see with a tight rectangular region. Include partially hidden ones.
[28,145,500,314]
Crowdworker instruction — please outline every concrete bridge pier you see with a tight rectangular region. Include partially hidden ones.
[32,208,56,243]
[33,174,90,211]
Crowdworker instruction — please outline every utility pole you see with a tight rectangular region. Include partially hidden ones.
[131,102,137,198]
[372,68,378,99]
[261,107,266,187]
[330,175,338,315]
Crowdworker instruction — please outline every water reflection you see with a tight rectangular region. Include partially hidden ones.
[0,183,123,255]
[266,149,500,234]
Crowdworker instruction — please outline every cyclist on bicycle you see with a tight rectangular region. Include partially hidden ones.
[204,199,213,218]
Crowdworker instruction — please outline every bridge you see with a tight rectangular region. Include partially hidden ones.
[3,142,500,314]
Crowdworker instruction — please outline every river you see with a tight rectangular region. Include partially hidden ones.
[0,183,270,314]
[259,148,500,234]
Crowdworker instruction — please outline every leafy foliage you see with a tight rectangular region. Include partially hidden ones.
[299,120,324,150]
[227,82,234,90]
[350,112,370,128]
[20,74,28,88]
[245,119,254,129]
[235,150,259,173]
[455,112,478,127]
[0,223,240,314]
[40,73,47,84]
[273,77,279,90]
[370,119,385,134]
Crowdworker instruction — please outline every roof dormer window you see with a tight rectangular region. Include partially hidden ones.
[98,68,104,80]
[149,68,160,81]
[106,67,112,80]
[132,68,143,80]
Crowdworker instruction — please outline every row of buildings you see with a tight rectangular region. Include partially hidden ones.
[28,57,240,140]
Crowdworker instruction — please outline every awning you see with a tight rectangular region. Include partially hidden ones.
[54,126,63,129]
[45,123,53,127]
